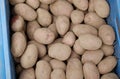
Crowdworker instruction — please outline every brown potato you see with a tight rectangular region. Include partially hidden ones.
[42,55,52,62]
[40,3,49,10]
[26,0,40,9]
[99,25,115,45]
[11,32,26,57]
[101,73,119,79]
[9,0,25,5]
[20,44,38,68]
[83,62,100,79]
[98,56,117,74]
[48,43,71,61]
[88,0,94,12]
[14,3,37,21]
[66,58,83,79]
[39,0,56,4]
[50,0,73,17]
[35,60,52,79]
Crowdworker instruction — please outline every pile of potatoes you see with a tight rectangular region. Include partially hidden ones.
[10,0,119,79]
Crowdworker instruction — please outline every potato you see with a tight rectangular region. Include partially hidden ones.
[34,28,55,44]
[101,73,119,79]
[73,0,88,11]
[9,0,25,5]
[99,25,115,45]
[94,0,109,18]
[84,12,106,29]
[48,43,71,61]
[11,32,26,57]
[72,24,97,37]
[82,50,104,64]
[71,10,84,24]
[37,8,52,27]
[56,15,70,36]
[50,59,66,70]
[83,62,100,79]
[67,0,72,3]
[69,51,80,59]
[14,3,37,21]
[42,55,52,62]
[51,69,66,79]
[88,0,94,12]
[19,68,35,79]
[20,44,38,68]
[27,21,41,40]
[78,34,102,50]
[40,3,49,10]
[39,0,56,4]
[28,41,46,58]
[11,15,25,32]
[66,58,83,79]
[16,64,23,74]
[26,0,40,9]
[98,56,117,74]
[50,0,73,17]
[35,60,52,79]
[62,31,76,47]
[73,39,85,55]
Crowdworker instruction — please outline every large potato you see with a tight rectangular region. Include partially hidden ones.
[9,0,25,5]
[82,50,104,64]
[48,43,71,61]
[99,25,115,45]
[101,73,119,79]
[78,34,102,50]
[11,32,26,57]
[50,0,73,17]
[39,0,56,4]
[35,60,52,79]
[14,3,37,21]
[72,24,97,37]
[98,56,117,74]
[66,58,83,79]
[56,15,70,36]
[26,0,40,9]
[84,12,106,29]
[83,62,100,79]
[34,28,55,44]
[37,8,52,27]
[20,44,38,68]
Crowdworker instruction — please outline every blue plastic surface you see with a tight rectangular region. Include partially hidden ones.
[0,0,120,79]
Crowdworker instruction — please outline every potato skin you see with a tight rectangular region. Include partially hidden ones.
[66,58,83,79]
[83,62,100,79]
[42,55,52,62]
[35,60,52,79]
[26,0,40,9]
[101,73,119,79]
[88,0,94,12]
[20,44,38,68]
[40,3,49,10]
[99,25,115,45]
[9,0,25,5]
[39,0,56,4]
[48,43,71,61]
[11,32,26,57]
[98,56,117,74]
[14,3,37,21]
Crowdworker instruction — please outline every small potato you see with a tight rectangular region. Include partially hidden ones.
[78,34,102,50]
[37,8,52,27]
[73,39,85,55]
[14,3,37,21]
[11,32,26,57]
[9,0,25,5]
[66,58,83,79]
[101,44,114,56]
[88,0,94,12]
[42,55,52,62]
[84,12,106,29]
[72,24,97,37]
[56,15,70,36]
[28,41,46,58]
[101,73,119,79]
[26,0,40,9]
[50,59,66,70]
[82,50,104,64]
[62,31,76,47]
[19,68,35,79]
[34,28,55,44]
[11,15,25,32]
[35,60,52,79]
[71,10,84,24]
[27,21,41,40]
[40,3,49,10]
[98,56,117,74]
[51,69,66,79]
[48,43,71,61]
[83,62,100,79]
[94,0,110,18]
[50,0,73,17]
[20,44,38,68]
[73,0,88,11]
[16,64,23,74]
[99,25,115,45]
[39,0,56,4]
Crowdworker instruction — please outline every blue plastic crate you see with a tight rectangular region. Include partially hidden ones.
[0,0,120,79]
